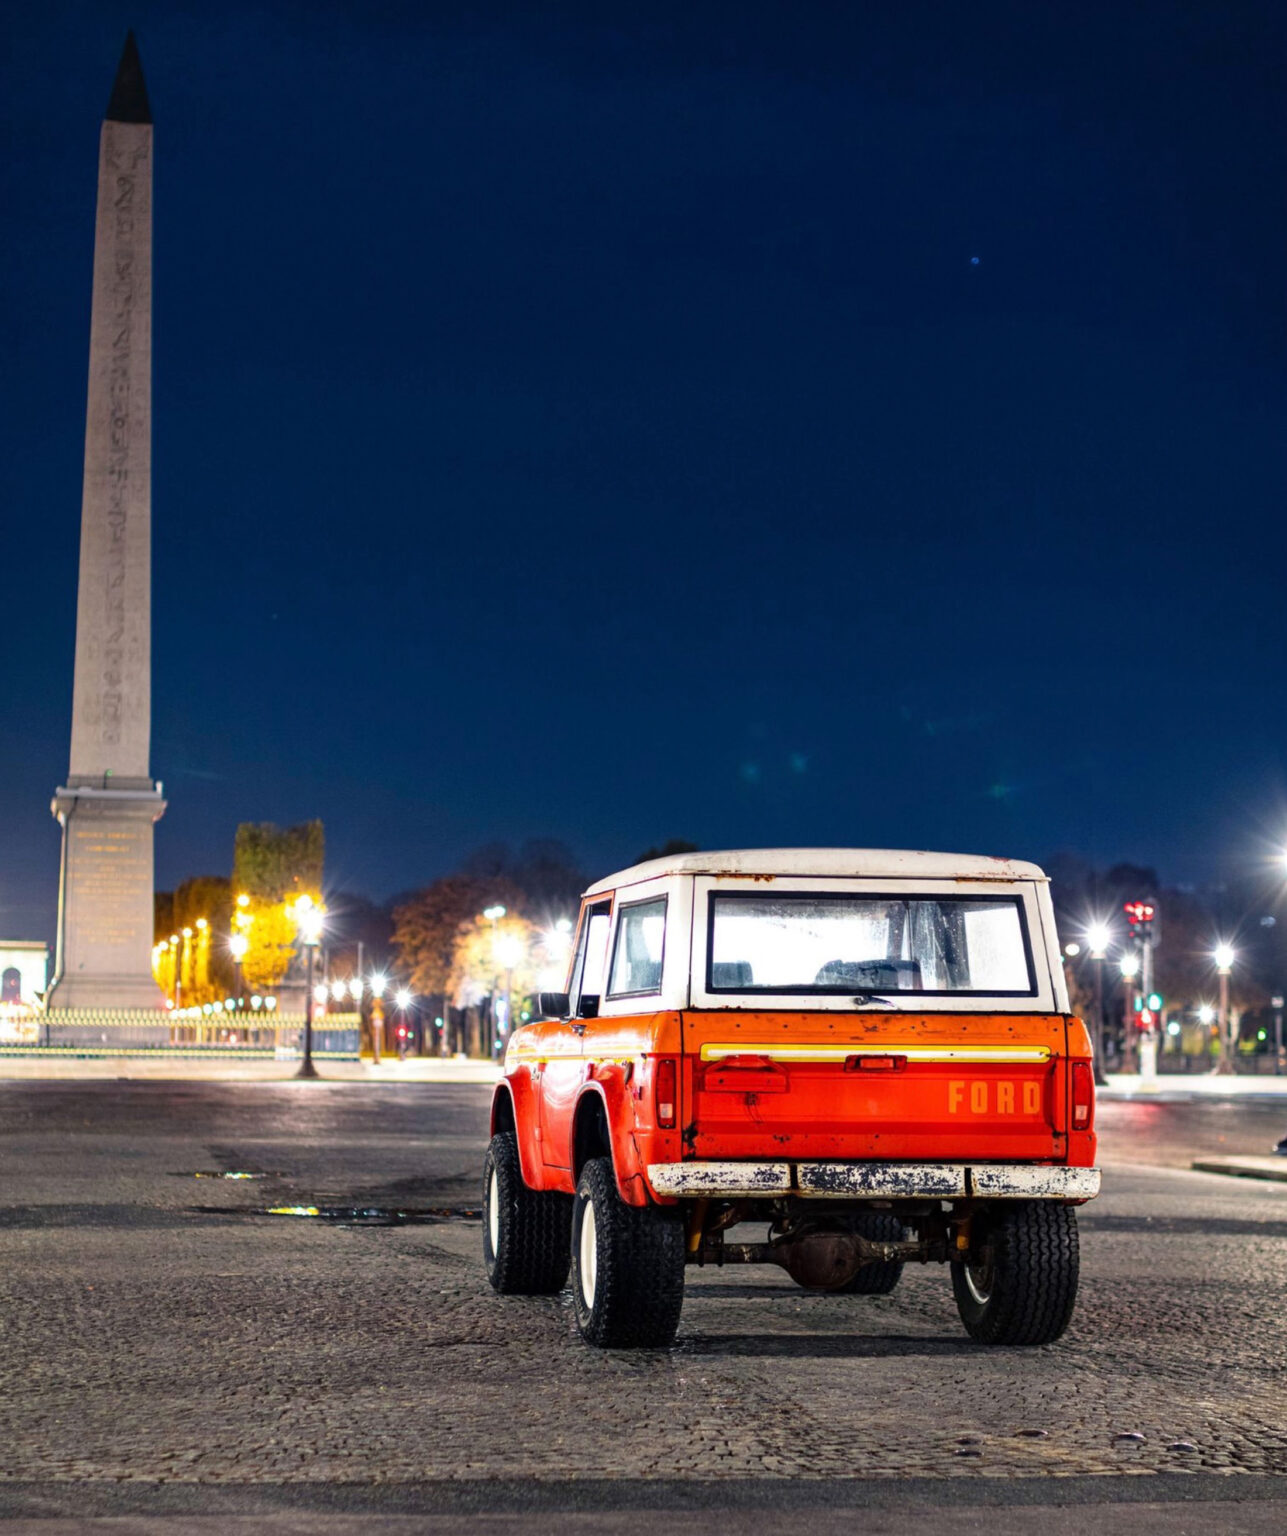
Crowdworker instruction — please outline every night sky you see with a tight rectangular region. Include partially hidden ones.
[5,1,1286,943]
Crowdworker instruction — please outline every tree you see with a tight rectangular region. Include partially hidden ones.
[151,877,232,1004]
[232,821,325,995]
[392,875,523,996]
[233,821,324,902]
[449,912,543,1009]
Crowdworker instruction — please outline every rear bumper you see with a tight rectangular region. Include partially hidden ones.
[646,1160,1101,1202]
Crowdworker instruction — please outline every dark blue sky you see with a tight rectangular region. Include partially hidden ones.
[5,1,1287,941]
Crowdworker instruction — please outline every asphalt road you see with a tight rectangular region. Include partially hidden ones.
[1,1079,1285,1533]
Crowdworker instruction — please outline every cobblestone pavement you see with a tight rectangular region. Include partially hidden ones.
[0,1082,1285,1524]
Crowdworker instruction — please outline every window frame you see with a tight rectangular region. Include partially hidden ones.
[689,876,1055,1013]
[568,898,613,1014]
[605,894,669,1001]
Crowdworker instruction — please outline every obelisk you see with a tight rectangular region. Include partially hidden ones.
[48,34,167,1013]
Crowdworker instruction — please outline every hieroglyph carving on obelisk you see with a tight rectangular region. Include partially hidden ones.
[48,34,167,1013]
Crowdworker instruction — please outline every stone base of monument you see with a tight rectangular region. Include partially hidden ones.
[45,1011,170,1048]
[45,977,169,1012]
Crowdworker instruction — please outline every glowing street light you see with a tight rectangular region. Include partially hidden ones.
[229,931,248,1007]
[394,987,412,1010]
[1118,952,1140,1076]
[493,933,524,1052]
[1213,942,1236,1075]
[483,905,507,923]
[494,934,524,970]
[370,973,387,998]
[295,899,325,1080]
[1084,921,1112,1085]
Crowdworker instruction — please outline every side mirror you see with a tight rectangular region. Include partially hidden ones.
[537,991,570,1019]
[577,994,600,1020]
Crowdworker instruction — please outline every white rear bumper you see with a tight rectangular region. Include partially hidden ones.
[646,1160,1100,1202]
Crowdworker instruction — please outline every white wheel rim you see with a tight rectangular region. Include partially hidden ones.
[579,1198,598,1309]
[487,1168,500,1256]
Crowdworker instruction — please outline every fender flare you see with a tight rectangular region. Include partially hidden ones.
[490,1079,542,1190]
[572,1080,649,1207]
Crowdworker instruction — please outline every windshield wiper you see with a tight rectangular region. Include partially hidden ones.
[850,993,896,1008]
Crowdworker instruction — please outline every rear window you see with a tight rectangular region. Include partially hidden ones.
[707,892,1036,997]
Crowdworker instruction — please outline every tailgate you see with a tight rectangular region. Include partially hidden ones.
[682,1011,1067,1163]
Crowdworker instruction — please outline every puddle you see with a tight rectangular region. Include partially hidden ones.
[191,1203,481,1227]
[174,1171,280,1181]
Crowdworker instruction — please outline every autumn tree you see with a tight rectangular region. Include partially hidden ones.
[392,875,524,996]
[151,877,233,1004]
[449,912,544,1009]
[232,821,325,993]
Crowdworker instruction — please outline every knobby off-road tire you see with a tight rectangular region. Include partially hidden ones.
[482,1132,572,1295]
[571,1157,685,1347]
[951,1201,1079,1345]
[837,1211,905,1295]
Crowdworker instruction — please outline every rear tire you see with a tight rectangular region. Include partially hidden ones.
[571,1157,685,1347]
[951,1201,1079,1345]
[482,1132,572,1295]
[837,1211,905,1295]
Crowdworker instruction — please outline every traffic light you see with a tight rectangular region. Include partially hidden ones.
[1146,992,1163,1012]
[1123,901,1156,927]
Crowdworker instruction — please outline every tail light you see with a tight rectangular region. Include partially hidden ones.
[655,1058,677,1129]
[1070,1061,1094,1132]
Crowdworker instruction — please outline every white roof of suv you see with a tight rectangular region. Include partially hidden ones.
[586,848,1048,895]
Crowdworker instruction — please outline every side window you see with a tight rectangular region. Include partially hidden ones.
[607,897,668,998]
[570,900,612,1017]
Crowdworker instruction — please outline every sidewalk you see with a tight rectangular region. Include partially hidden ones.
[1101,1071,1287,1101]
[0,1053,502,1084]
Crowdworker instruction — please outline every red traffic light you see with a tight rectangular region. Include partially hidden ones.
[1137,1009,1155,1028]
[1123,901,1156,926]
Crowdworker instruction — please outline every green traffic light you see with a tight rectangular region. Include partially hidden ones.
[1147,992,1163,1011]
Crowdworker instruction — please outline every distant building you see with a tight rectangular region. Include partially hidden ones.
[0,941,49,1008]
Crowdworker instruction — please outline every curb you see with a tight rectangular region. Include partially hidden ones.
[1190,1156,1287,1183]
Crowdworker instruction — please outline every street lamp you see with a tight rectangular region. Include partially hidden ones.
[369,973,387,1062]
[394,987,413,1058]
[1085,921,1112,1085]
[482,907,507,1058]
[1119,953,1139,1075]
[229,932,248,1008]
[494,932,524,1052]
[295,897,325,1080]
[1213,942,1236,1076]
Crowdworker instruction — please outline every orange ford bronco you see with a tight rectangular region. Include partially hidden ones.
[483,849,1098,1348]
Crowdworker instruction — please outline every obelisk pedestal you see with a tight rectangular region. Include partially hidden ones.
[48,35,166,1014]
